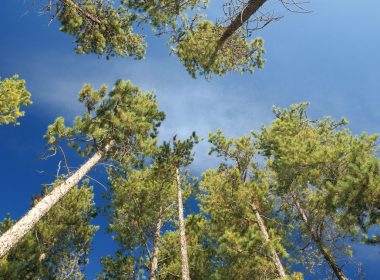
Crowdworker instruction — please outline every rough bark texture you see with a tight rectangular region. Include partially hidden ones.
[208,0,267,66]
[149,207,163,280]
[292,195,348,280]
[250,201,287,278]
[176,168,191,280]
[218,0,267,46]
[0,142,114,259]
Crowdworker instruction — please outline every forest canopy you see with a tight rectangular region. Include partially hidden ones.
[0,1,379,279]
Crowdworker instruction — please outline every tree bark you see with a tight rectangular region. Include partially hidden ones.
[150,207,163,280]
[0,142,114,259]
[292,195,348,280]
[176,168,191,280]
[207,0,267,66]
[250,201,287,278]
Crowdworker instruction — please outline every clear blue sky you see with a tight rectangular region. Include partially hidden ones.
[0,0,379,278]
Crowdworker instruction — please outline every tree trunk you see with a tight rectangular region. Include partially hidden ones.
[207,0,267,66]
[150,207,163,280]
[250,201,287,278]
[292,195,348,280]
[176,168,191,280]
[0,142,114,259]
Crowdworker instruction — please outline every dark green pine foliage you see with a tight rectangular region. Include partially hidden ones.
[98,252,136,280]
[0,179,97,279]
[258,103,380,278]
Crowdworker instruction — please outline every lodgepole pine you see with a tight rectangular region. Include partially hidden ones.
[258,103,380,279]
[154,134,198,279]
[292,195,348,280]
[0,80,164,261]
[150,207,163,280]
[176,168,191,280]
[207,0,267,66]
[0,142,113,259]
[203,130,289,278]
[249,201,287,278]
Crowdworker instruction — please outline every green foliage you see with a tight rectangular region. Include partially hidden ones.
[52,1,267,78]
[156,132,200,168]
[122,0,207,30]
[98,252,136,280]
[258,103,380,275]
[176,21,265,78]
[0,74,32,125]
[198,130,291,279]
[100,163,178,278]
[260,103,379,233]
[157,214,216,279]
[44,80,165,162]
[101,133,199,277]
[0,180,97,279]
[57,0,145,58]
[106,165,177,250]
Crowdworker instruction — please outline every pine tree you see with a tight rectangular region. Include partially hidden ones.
[100,163,178,279]
[101,134,199,279]
[0,80,164,259]
[156,134,199,280]
[38,0,311,77]
[0,74,32,125]
[0,179,97,279]
[258,103,380,279]
[44,0,145,58]
[176,21,265,78]
[198,130,290,279]
[157,214,216,280]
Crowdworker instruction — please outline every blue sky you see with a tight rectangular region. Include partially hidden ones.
[0,0,379,278]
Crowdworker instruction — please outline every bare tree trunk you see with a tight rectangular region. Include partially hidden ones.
[207,0,267,66]
[0,142,114,259]
[176,168,190,280]
[250,201,287,278]
[292,195,348,280]
[150,207,163,280]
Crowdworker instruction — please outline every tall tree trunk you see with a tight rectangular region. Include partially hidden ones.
[176,168,191,280]
[292,195,348,280]
[150,207,163,280]
[0,142,114,259]
[207,0,267,67]
[250,201,287,278]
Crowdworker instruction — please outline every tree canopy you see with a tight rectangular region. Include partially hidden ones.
[41,0,308,78]
[0,74,31,126]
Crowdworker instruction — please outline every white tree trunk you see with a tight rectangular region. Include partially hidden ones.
[0,142,113,259]
[250,202,286,278]
[176,168,190,280]
[150,207,163,280]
